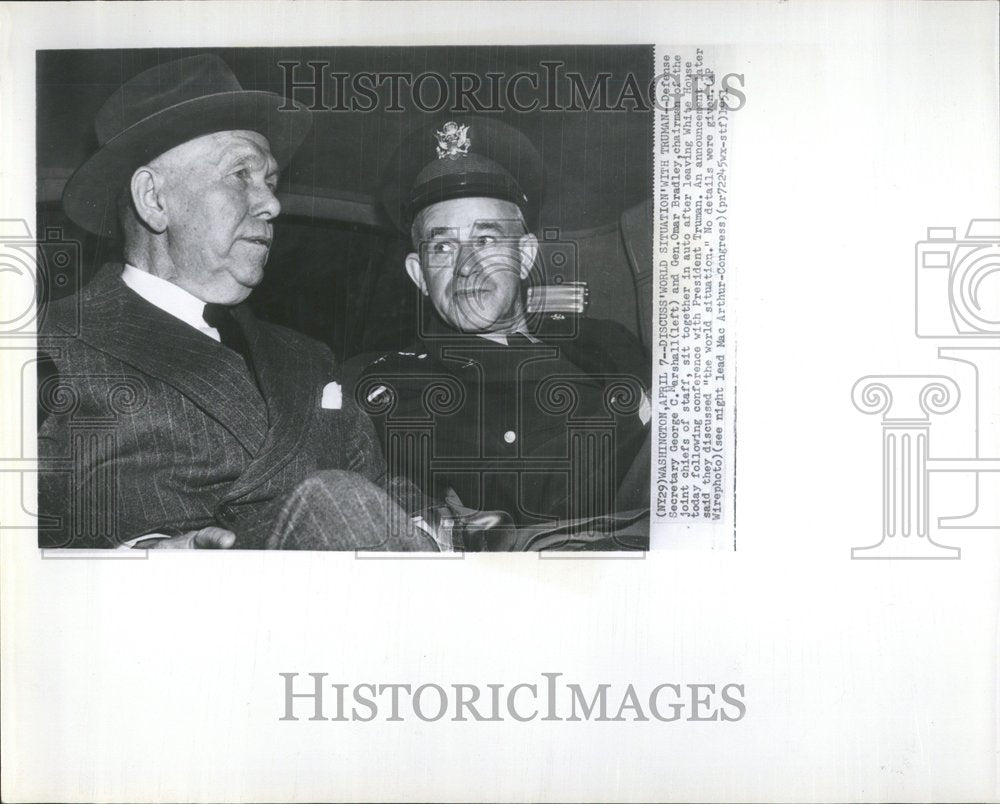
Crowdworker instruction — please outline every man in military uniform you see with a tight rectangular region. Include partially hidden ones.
[356,118,651,549]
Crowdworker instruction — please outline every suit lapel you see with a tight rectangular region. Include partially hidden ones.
[221,307,322,500]
[78,265,269,454]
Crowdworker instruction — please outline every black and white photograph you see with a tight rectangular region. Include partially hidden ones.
[1,2,998,803]
[34,46,660,552]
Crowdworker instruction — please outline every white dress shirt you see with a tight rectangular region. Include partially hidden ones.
[121,264,221,342]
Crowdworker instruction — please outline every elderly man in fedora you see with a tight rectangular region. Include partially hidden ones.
[37,54,436,551]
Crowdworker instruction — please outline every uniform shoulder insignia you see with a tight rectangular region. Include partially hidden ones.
[362,347,433,374]
[367,350,412,366]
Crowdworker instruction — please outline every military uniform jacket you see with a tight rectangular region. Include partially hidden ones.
[356,317,650,526]
[37,264,385,549]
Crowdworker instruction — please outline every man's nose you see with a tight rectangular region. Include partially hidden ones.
[251,181,281,220]
[454,245,481,277]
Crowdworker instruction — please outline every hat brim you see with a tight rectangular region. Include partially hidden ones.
[63,90,312,237]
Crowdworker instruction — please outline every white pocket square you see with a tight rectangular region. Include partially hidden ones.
[321,381,343,410]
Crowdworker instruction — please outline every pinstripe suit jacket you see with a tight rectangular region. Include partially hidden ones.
[37,264,385,549]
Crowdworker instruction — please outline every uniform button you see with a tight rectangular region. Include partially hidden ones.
[503,430,517,444]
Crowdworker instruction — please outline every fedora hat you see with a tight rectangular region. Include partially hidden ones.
[62,54,312,237]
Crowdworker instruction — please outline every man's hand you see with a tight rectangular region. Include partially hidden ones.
[142,527,236,549]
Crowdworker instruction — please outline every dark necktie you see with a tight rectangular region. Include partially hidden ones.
[202,303,255,377]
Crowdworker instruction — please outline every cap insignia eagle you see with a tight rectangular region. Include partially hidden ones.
[435,121,471,160]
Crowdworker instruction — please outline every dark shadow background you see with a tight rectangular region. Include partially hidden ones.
[37,46,653,362]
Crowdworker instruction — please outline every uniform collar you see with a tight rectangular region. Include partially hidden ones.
[475,329,541,346]
[422,313,541,346]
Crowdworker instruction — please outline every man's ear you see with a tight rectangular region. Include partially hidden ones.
[518,233,538,280]
[130,166,168,234]
[404,252,428,296]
